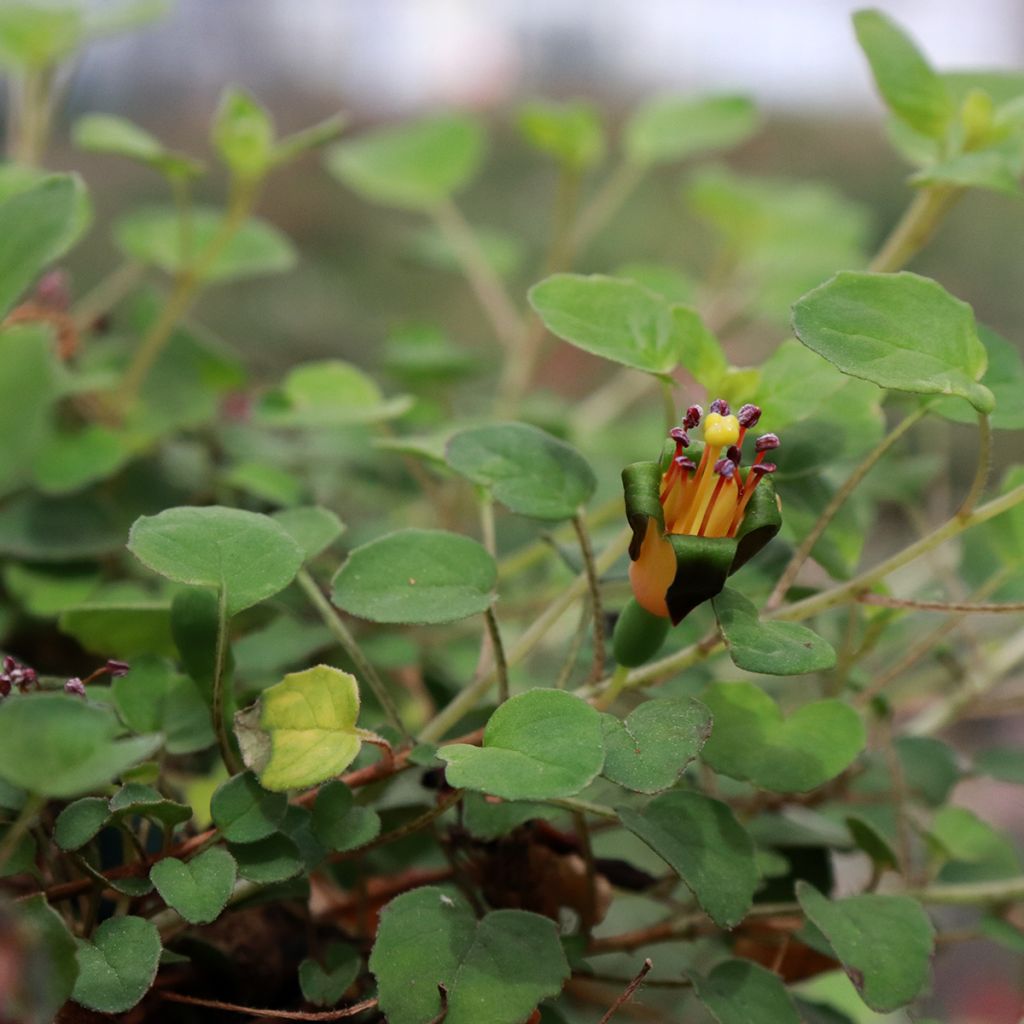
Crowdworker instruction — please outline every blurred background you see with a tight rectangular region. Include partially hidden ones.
[11,2,1024,1021]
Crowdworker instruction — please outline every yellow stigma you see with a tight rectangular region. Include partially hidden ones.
[702,412,740,447]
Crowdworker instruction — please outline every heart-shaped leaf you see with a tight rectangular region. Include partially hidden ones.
[326,114,484,209]
[0,694,161,798]
[298,942,361,1007]
[445,422,596,521]
[332,528,496,625]
[713,588,836,675]
[54,797,110,851]
[601,697,713,793]
[108,783,192,830]
[796,882,934,1012]
[72,916,161,1013]
[311,780,381,852]
[439,689,604,800]
[128,506,304,616]
[150,846,237,924]
[230,833,304,884]
[530,273,707,375]
[700,682,865,793]
[15,895,80,1023]
[692,958,801,1024]
[618,790,759,928]
[211,771,289,843]
[792,271,994,413]
[235,665,363,792]
[369,887,569,1024]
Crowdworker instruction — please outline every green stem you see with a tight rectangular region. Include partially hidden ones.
[956,413,992,520]
[483,607,509,704]
[595,663,629,712]
[548,796,618,821]
[572,512,606,682]
[71,262,145,333]
[297,569,410,741]
[431,198,524,353]
[868,184,963,273]
[659,376,677,433]
[420,525,632,742]
[764,405,929,611]
[212,587,242,775]
[571,160,645,254]
[0,795,42,873]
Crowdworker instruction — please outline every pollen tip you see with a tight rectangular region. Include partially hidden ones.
[726,444,742,465]
[669,427,690,445]
[714,457,736,479]
[737,403,761,428]
[755,433,780,452]
[750,461,776,475]
[675,455,696,472]
[683,405,703,429]
[709,398,730,415]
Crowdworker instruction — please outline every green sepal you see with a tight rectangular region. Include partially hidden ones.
[621,445,782,626]
[612,597,672,667]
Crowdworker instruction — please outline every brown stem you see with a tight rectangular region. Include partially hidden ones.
[597,959,653,1024]
[572,513,607,682]
[159,992,377,1020]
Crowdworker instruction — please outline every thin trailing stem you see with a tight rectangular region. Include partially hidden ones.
[212,587,242,775]
[0,795,42,874]
[571,160,645,254]
[554,597,593,689]
[483,607,509,704]
[868,184,963,273]
[334,789,463,860]
[159,992,378,1020]
[597,958,653,1024]
[431,198,525,353]
[956,413,992,520]
[573,810,599,934]
[297,568,410,741]
[764,404,928,611]
[572,512,607,682]
[548,796,618,821]
[71,262,145,333]
[858,594,1024,613]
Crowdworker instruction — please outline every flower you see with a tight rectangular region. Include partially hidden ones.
[623,399,782,625]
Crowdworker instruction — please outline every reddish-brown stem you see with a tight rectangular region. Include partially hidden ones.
[159,992,377,1019]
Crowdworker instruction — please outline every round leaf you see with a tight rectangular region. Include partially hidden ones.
[54,797,110,851]
[230,833,303,884]
[271,506,345,561]
[311,780,381,852]
[618,790,759,928]
[0,695,161,798]
[72,916,161,1014]
[326,114,484,209]
[150,846,237,924]
[601,697,713,794]
[211,771,289,843]
[15,895,80,1023]
[128,505,304,616]
[625,94,758,165]
[332,528,496,625]
[700,682,865,793]
[445,422,596,521]
[693,958,801,1024]
[439,689,604,800]
[796,882,934,1012]
[369,887,569,1024]
[792,271,995,413]
[299,943,361,1007]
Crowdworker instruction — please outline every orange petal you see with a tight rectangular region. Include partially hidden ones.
[628,518,675,619]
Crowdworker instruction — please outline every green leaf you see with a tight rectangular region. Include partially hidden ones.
[0,175,84,317]
[128,505,304,615]
[975,746,1024,784]
[853,9,952,138]
[211,771,288,843]
[332,528,496,625]
[299,942,361,1007]
[212,87,274,180]
[796,882,933,1012]
[979,916,1024,954]
[0,3,83,68]
[258,359,412,427]
[326,114,485,209]
[461,793,557,840]
[271,506,345,561]
[601,697,712,793]
[912,143,1024,197]
[72,916,161,1014]
[625,94,758,165]
[0,324,59,495]
[54,797,110,851]
[618,790,759,928]
[928,806,1020,882]
[236,665,363,792]
[230,832,303,884]
[60,597,175,658]
[150,846,237,924]
[933,326,1024,430]
[693,958,801,1024]
[73,113,204,178]
[517,99,605,169]
[445,422,596,521]
[170,587,221,699]
[845,814,898,871]
[14,894,80,1023]
[108,782,192,830]
[272,114,347,165]
[713,588,837,675]
[311,780,381,852]
[438,689,604,800]
[0,694,161,798]
[234,615,334,684]
[114,205,296,283]
[0,493,126,562]
[792,271,994,414]
[369,887,569,1024]
[225,461,305,507]
[529,273,699,375]
[700,682,866,793]
[32,426,133,495]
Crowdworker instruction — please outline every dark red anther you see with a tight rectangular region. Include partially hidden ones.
[709,398,730,415]
[683,405,703,430]
[64,677,86,697]
[105,659,130,678]
[750,461,776,476]
[669,427,690,447]
[713,457,736,479]
[755,433,780,452]
[675,455,696,472]
[737,403,761,429]
[726,444,742,465]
